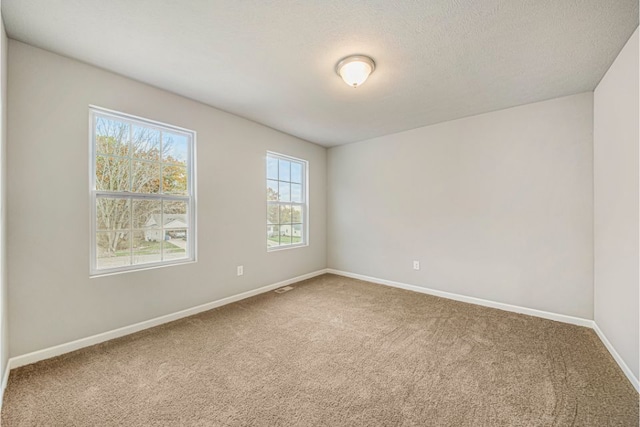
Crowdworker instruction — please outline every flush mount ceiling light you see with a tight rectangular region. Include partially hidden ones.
[335,55,376,88]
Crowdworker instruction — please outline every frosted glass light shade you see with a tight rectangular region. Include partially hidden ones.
[336,55,375,88]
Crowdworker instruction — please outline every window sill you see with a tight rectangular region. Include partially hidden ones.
[267,243,308,252]
[90,258,196,278]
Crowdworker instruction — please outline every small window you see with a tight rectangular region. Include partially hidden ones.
[90,107,196,276]
[266,152,308,250]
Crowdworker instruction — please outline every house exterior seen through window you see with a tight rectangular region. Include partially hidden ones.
[267,152,308,250]
[90,107,196,275]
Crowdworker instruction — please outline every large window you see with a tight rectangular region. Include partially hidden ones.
[90,107,196,275]
[266,152,307,250]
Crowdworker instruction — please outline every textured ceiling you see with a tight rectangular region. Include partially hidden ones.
[2,1,638,146]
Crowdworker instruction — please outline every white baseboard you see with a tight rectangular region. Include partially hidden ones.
[327,268,639,392]
[326,269,593,327]
[592,323,639,392]
[8,269,328,370]
[5,268,638,398]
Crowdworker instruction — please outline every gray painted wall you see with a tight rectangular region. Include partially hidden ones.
[7,41,327,357]
[328,93,594,319]
[594,28,639,381]
[1,11,8,381]
[5,31,634,385]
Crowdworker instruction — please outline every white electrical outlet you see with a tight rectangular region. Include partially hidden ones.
[237,265,244,276]
[413,260,420,270]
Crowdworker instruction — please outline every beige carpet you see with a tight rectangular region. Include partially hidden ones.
[2,274,638,426]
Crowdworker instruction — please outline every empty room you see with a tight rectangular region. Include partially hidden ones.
[0,0,637,425]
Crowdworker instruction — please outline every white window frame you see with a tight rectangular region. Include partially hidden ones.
[266,151,309,251]
[89,106,197,276]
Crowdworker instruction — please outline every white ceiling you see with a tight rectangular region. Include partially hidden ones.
[2,1,638,147]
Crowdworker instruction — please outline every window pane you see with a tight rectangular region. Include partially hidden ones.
[278,159,290,181]
[291,183,302,202]
[290,162,302,184]
[164,200,187,214]
[96,231,131,269]
[163,132,188,166]
[267,157,278,180]
[95,116,130,156]
[267,225,280,248]
[164,201,188,229]
[279,182,291,202]
[279,224,293,245]
[132,161,161,193]
[96,198,130,231]
[162,165,188,195]
[132,125,161,161]
[291,205,302,223]
[96,156,130,192]
[164,229,187,260]
[267,180,279,201]
[279,204,292,225]
[292,224,303,242]
[132,231,161,265]
[132,199,162,230]
[267,204,279,225]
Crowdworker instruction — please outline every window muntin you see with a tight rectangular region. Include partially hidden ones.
[90,107,196,275]
[267,152,307,250]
